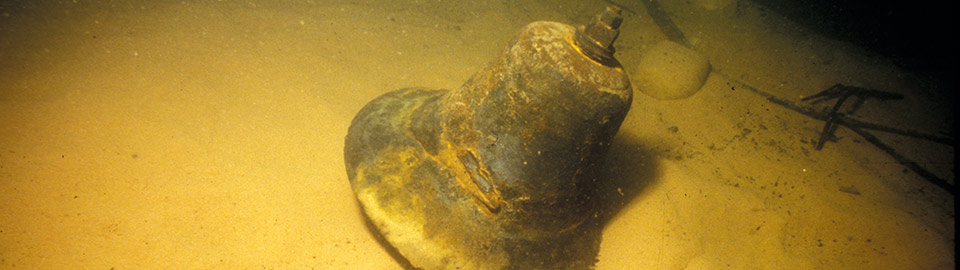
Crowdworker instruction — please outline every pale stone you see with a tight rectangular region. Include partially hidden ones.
[633,41,711,100]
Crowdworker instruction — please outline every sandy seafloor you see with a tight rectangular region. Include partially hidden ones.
[0,0,954,269]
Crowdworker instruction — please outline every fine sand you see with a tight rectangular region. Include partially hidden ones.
[0,1,953,269]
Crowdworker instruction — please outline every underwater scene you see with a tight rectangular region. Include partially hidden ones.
[0,0,953,269]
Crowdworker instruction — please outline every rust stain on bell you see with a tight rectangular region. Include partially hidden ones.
[345,6,631,269]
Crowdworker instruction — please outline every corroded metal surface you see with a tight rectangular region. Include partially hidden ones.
[345,7,631,269]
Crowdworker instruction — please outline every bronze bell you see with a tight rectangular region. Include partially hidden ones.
[345,6,631,269]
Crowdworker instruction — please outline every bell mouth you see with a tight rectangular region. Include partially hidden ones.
[344,7,630,269]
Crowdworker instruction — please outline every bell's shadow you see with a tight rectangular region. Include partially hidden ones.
[596,130,661,226]
[547,130,660,269]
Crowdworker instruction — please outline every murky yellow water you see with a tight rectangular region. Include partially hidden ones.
[0,1,953,269]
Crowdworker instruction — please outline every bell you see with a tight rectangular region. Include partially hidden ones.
[345,6,631,269]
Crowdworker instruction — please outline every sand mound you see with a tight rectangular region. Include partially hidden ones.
[632,41,711,100]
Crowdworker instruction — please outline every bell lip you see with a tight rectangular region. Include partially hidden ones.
[353,164,605,270]
[345,87,506,269]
